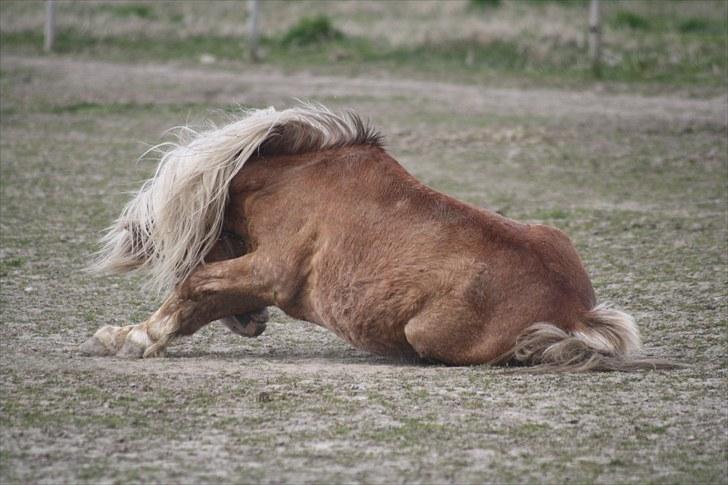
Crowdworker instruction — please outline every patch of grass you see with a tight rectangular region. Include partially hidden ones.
[48,101,153,115]
[525,0,585,4]
[280,15,343,47]
[469,0,502,9]
[513,422,553,437]
[365,417,453,444]
[97,3,155,20]
[532,209,570,220]
[0,257,25,277]
[678,17,712,33]
[77,462,109,482]
[641,424,669,435]
[0,30,246,64]
[611,10,651,31]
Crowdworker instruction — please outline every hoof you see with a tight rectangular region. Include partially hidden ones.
[80,325,127,356]
[142,346,167,359]
[116,327,151,359]
[80,335,113,356]
[142,337,170,359]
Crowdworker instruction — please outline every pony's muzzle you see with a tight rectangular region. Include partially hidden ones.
[221,308,269,337]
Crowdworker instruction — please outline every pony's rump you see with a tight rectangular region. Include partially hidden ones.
[91,104,381,294]
[501,303,678,372]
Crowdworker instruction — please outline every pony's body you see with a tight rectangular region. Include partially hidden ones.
[222,145,595,363]
[82,106,657,370]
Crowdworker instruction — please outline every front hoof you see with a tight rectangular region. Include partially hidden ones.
[116,327,151,359]
[80,335,113,356]
[80,325,127,356]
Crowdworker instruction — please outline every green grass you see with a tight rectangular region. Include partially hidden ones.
[0,257,25,277]
[0,1,725,91]
[611,10,651,31]
[678,17,712,33]
[96,3,155,20]
[280,15,343,47]
[4,27,724,89]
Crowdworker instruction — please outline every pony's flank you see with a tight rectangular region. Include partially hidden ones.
[92,105,382,294]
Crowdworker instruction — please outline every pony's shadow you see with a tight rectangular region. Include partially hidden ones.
[168,346,431,368]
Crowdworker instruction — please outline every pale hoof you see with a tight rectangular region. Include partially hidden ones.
[116,327,151,359]
[80,335,113,356]
[142,334,171,358]
[80,325,126,356]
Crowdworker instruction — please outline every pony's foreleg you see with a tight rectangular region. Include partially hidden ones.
[81,253,275,358]
[204,232,269,338]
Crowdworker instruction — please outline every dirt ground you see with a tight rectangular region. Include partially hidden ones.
[1,54,726,483]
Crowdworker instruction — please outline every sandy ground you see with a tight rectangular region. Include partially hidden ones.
[1,55,726,483]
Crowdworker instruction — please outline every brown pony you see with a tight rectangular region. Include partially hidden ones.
[81,105,666,371]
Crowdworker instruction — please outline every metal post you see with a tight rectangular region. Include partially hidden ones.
[588,0,602,77]
[247,0,260,62]
[44,0,56,53]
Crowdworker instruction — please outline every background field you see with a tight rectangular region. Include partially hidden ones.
[1,1,726,483]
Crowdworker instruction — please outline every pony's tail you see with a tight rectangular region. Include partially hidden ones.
[499,303,679,372]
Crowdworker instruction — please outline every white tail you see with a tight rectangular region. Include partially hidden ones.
[502,303,677,372]
[92,104,380,294]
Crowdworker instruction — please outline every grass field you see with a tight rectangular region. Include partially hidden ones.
[1,1,726,483]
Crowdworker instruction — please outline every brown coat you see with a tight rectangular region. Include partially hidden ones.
[83,106,659,371]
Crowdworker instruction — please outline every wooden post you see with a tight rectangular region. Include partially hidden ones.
[588,0,601,77]
[44,0,56,53]
[247,0,260,62]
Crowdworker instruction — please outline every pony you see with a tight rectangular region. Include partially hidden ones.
[81,104,669,371]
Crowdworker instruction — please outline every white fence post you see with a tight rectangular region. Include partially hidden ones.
[247,0,260,62]
[588,0,602,77]
[44,0,56,52]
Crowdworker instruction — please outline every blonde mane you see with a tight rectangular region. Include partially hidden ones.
[93,104,381,294]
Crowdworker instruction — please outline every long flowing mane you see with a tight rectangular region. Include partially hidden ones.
[93,104,382,294]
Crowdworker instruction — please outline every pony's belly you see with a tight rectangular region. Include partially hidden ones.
[316,312,416,358]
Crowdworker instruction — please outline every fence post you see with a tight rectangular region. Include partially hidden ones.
[588,0,602,77]
[44,0,56,52]
[247,0,260,62]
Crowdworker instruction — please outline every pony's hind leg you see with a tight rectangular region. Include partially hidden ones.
[81,253,276,358]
